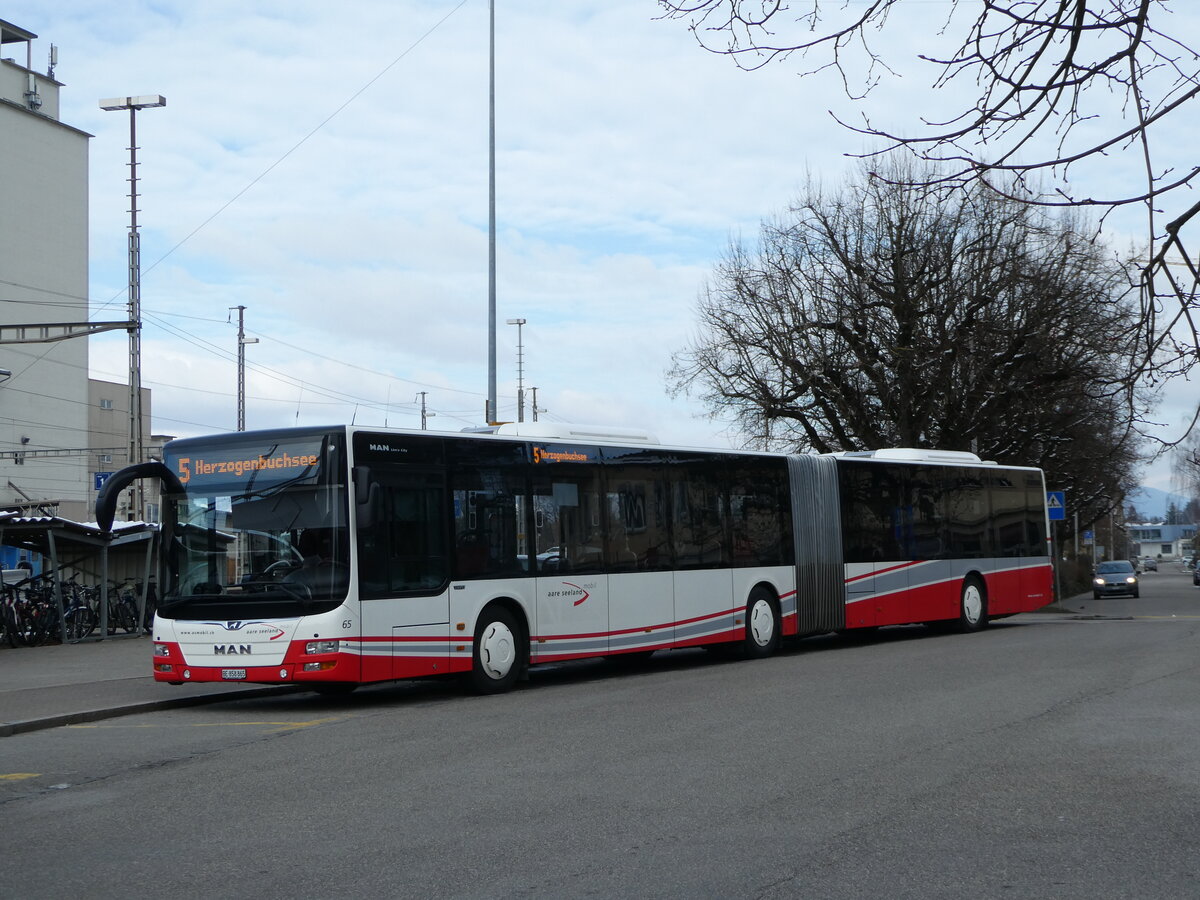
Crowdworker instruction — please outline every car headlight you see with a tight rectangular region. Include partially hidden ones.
[1094,578,1105,586]
[1126,577,1137,584]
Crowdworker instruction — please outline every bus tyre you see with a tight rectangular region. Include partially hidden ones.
[743,588,780,659]
[957,577,988,633]
[469,606,522,694]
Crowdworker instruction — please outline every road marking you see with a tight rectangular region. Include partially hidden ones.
[1068,615,1200,621]
[1,773,41,781]
[67,716,347,732]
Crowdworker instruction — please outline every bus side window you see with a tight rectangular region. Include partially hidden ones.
[839,461,903,563]
[451,481,525,580]
[990,473,1026,558]
[532,475,604,575]
[603,466,671,573]
[728,458,791,567]
[671,456,729,569]
[945,467,990,559]
[446,441,528,580]
[907,465,946,560]
[357,473,448,597]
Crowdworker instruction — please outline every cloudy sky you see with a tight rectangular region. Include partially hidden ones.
[8,1,1197,489]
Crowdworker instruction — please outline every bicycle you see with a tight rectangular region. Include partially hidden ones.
[60,577,98,641]
[4,578,53,646]
[103,580,140,635]
[135,578,158,633]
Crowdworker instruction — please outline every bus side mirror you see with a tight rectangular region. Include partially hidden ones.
[353,467,379,529]
[97,461,185,532]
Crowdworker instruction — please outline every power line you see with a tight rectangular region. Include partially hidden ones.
[89,0,473,318]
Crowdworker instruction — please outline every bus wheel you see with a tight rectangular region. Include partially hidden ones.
[469,606,522,694]
[743,588,780,659]
[958,577,989,633]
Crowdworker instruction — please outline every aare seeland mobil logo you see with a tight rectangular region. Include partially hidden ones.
[199,621,287,640]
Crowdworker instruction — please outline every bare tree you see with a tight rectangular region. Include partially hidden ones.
[1171,427,1200,501]
[669,160,1146,526]
[658,1,1200,414]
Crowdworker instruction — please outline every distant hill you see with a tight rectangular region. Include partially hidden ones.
[1128,486,1190,522]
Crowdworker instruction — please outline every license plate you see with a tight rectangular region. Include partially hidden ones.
[221,669,247,680]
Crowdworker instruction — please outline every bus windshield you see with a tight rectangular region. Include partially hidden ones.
[159,430,349,619]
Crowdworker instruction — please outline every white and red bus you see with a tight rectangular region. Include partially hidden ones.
[97,423,1053,693]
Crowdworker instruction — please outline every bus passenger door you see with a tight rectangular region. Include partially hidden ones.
[388,597,450,680]
[843,563,877,628]
[533,573,609,662]
[355,467,451,681]
[839,461,905,629]
[606,468,674,651]
[671,467,735,645]
[531,467,609,661]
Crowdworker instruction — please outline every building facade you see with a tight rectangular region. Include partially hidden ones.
[1128,524,1196,561]
[2,18,154,522]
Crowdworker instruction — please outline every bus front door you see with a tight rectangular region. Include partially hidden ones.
[533,572,610,663]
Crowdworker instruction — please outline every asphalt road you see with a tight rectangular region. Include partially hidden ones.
[3,570,1200,899]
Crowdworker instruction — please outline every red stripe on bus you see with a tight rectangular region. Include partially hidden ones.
[844,560,927,585]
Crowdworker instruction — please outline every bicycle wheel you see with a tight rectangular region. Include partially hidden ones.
[2,602,17,648]
[64,605,97,641]
[28,600,58,646]
[108,599,137,634]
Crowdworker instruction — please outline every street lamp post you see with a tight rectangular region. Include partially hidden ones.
[506,317,526,422]
[100,93,165,520]
[486,0,497,425]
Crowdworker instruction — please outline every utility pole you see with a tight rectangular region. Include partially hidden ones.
[230,306,258,431]
[506,317,526,422]
[529,386,542,422]
[417,392,435,430]
[100,94,166,520]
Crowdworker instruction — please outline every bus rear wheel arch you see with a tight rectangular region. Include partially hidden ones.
[468,603,526,694]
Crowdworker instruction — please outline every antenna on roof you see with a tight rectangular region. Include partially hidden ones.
[48,43,57,78]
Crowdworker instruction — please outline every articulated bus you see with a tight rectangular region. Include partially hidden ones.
[97,423,1053,694]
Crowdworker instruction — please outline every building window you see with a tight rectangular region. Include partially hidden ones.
[99,454,112,464]
[99,398,113,410]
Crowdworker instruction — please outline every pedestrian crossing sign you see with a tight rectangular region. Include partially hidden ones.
[1046,490,1065,521]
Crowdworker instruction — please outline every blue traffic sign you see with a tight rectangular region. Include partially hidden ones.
[1046,490,1066,521]
[94,472,113,491]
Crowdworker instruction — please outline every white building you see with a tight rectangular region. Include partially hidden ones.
[1127,524,1196,562]
[1,18,151,521]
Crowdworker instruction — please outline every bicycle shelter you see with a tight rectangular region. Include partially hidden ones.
[0,511,158,643]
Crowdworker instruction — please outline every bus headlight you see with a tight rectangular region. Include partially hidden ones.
[306,640,339,654]
[154,643,171,657]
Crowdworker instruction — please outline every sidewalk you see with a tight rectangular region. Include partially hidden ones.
[0,636,295,738]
